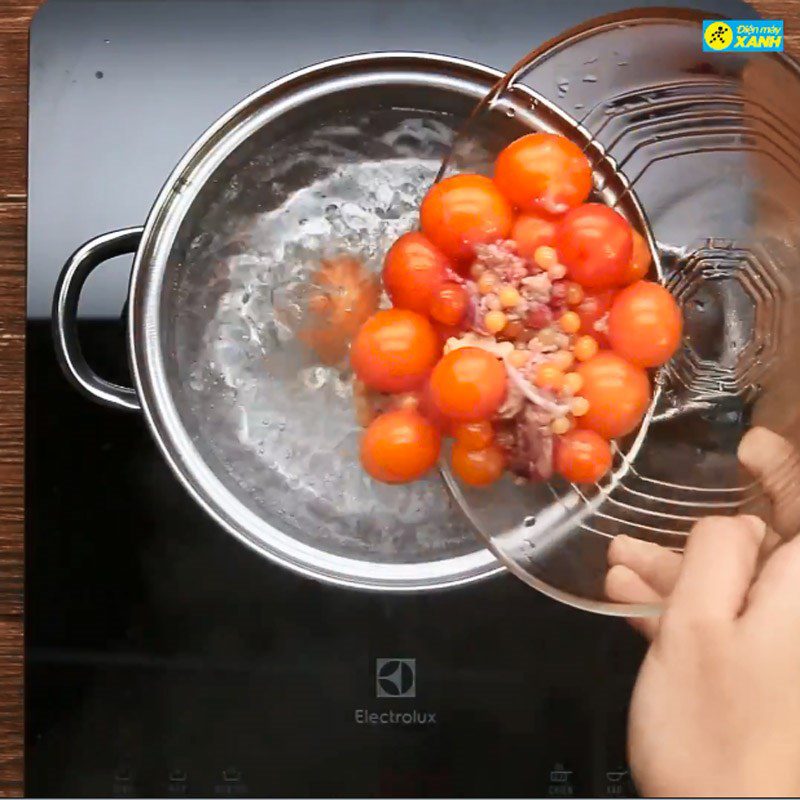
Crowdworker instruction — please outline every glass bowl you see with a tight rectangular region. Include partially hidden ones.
[443,8,800,615]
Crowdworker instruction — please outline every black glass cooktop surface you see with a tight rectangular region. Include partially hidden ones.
[26,0,750,796]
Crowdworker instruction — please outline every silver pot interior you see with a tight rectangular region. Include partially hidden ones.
[134,56,631,589]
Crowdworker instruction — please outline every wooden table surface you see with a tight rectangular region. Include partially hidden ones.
[1,0,798,795]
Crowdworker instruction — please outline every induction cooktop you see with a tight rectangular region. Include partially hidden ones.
[26,0,751,796]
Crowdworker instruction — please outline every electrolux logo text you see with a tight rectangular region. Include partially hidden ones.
[353,658,438,726]
[703,19,783,52]
[355,709,437,725]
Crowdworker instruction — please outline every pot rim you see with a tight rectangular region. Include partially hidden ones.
[125,52,538,592]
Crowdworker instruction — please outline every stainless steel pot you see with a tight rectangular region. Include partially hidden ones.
[52,53,642,592]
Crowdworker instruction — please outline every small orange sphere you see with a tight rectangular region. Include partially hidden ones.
[566,282,585,306]
[301,256,380,365]
[451,442,506,487]
[484,310,508,334]
[382,232,449,314]
[351,309,439,393]
[420,174,513,262]
[360,410,441,484]
[551,416,572,436]
[498,285,522,309]
[574,335,599,362]
[608,280,683,368]
[478,272,497,294]
[562,371,584,395]
[429,347,507,423]
[556,203,633,289]
[555,429,612,484]
[570,396,590,417]
[430,281,469,327]
[535,363,565,393]
[559,311,581,334]
[494,132,592,214]
[576,351,651,439]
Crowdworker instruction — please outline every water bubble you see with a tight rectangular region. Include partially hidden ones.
[582,74,598,83]
[374,182,394,207]
[340,202,369,230]
[557,78,570,98]
[617,60,629,67]
[301,363,332,390]
[505,107,516,118]
[574,103,585,110]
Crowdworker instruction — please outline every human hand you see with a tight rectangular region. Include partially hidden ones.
[605,427,800,797]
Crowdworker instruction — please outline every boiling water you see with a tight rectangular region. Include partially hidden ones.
[183,114,487,562]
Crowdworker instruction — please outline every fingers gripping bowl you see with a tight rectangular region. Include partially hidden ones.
[53,53,659,601]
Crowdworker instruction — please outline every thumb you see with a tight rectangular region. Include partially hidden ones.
[738,427,800,540]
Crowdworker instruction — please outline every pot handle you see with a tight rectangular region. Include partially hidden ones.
[52,227,144,412]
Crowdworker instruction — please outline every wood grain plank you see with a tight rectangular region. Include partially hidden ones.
[0,0,796,797]
[0,0,34,792]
